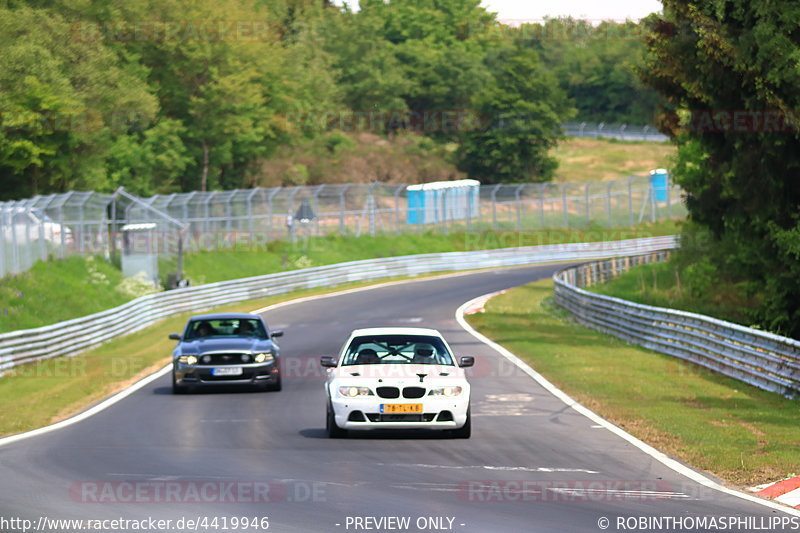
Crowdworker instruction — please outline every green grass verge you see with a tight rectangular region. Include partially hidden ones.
[589,260,754,327]
[168,220,680,286]
[0,220,680,333]
[467,279,800,487]
[0,276,433,438]
[0,255,160,333]
[553,137,676,182]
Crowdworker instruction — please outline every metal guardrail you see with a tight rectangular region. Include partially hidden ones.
[553,255,800,399]
[0,236,677,375]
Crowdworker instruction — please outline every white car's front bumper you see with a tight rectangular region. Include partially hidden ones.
[330,394,469,430]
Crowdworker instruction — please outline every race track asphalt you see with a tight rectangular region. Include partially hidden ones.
[0,264,794,533]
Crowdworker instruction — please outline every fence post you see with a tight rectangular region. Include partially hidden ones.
[562,183,569,228]
[338,184,350,235]
[515,184,524,233]
[606,182,613,227]
[584,182,591,225]
[666,174,673,218]
[393,185,404,234]
[627,176,634,226]
[491,184,501,230]
[539,183,545,229]
[312,185,324,237]
[246,188,258,244]
[267,187,280,240]
[367,182,377,237]
[0,208,6,278]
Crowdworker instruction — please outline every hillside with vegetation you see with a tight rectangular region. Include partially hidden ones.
[0,0,662,199]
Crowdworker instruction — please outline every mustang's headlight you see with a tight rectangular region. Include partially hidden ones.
[254,352,274,364]
[338,386,373,397]
[179,355,198,365]
[428,386,463,397]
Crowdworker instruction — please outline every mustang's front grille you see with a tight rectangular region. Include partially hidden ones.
[194,368,269,381]
[402,387,426,399]
[198,353,253,365]
[376,387,400,399]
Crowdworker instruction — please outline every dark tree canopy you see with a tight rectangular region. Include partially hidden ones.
[640,0,800,336]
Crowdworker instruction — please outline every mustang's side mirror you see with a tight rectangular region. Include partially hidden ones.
[320,356,337,368]
[168,333,182,341]
[270,330,284,338]
[458,356,475,368]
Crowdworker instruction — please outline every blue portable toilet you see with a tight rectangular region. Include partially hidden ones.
[407,180,479,225]
[649,169,669,202]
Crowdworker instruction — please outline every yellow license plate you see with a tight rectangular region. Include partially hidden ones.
[381,404,423,414]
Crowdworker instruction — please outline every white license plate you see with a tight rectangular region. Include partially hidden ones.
[212,367,243,376]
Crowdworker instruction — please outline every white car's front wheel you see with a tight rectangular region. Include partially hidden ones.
[326,401,347,438]
[451,407,471,439]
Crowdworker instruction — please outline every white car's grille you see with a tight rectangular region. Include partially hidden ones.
[375,386,427,399]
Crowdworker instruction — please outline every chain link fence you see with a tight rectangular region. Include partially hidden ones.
[0,192,111,277]
[0,175,685,278]
[563,122,669,142]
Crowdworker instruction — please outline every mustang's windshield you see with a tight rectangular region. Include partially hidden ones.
[342,335,454,366]
[184,318,267,340]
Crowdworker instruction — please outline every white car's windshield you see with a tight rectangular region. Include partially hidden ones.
[342,335,454,366]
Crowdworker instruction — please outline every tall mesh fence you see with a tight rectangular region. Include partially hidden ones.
[0,175,685,277]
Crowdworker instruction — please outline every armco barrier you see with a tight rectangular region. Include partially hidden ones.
[553,255,800,399]
[0,237,677,375]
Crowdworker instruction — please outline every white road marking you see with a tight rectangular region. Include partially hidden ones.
[548,488,692,500]
[374,463,599,474]
[776,489,800,508]
[199,419,253,423]
[475,393,537,416]
[455,292,800,517]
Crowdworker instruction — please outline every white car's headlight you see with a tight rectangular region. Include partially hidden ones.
[428,386,463,397]
[338,386,373,397]
[254,352,274,363]
[179,355,198,365]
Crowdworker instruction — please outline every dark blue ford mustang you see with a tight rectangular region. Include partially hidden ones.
[169,313,283,393]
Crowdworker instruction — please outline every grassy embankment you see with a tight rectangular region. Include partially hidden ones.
[588,260,756,329]
[552,137,676,182]
[257,132,676,186]
[468,280,800,487]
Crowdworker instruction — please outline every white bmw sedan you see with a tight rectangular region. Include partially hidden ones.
[320,327,473,438]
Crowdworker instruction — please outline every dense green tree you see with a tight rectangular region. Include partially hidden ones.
[0,6,157,199]
[520,19,660,125]
[106,119,190,196]
[458,46,574,183]
[640,0,800,336]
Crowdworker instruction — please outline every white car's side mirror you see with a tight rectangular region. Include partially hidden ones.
[458,356,475,368]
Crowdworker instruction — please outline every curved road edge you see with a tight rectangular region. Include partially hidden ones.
[454,290,800,518]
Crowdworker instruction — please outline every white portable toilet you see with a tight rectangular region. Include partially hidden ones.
[120,222,159,285]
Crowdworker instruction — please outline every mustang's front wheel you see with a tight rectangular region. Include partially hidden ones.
[326,402,347,438]
[172,373,188,395]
